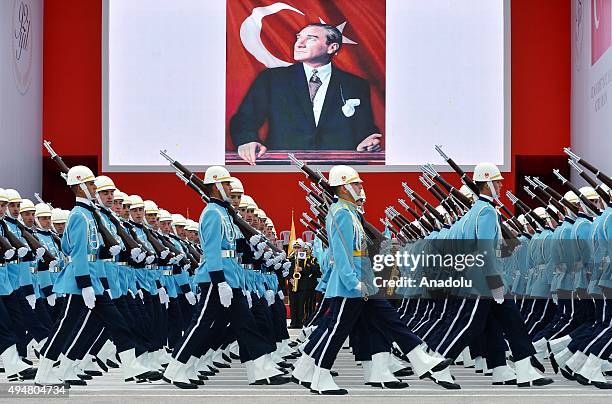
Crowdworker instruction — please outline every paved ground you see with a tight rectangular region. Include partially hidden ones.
[1,330,610,404]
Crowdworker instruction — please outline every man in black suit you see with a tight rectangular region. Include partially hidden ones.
[230,23,382,165]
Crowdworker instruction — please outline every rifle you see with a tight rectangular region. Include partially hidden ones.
[0,219,29,260]
[397,199,434,233]
[564,148,612,190]
[288,154,386,253]
[552,169,600,216]
[421,163,472,211]
[527,176,578,217]
[160,150,283,254]
[402,183,445,226]
[505,191,547,230]
[568,159,611,205]
[523,186,559,223]
[434,145,479,195]
[43,140,120,254]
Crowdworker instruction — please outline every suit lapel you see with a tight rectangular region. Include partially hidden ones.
[316,66,341,133]
[290,63,316,130]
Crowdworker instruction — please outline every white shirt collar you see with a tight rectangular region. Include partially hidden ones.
[76,197,92,206]
[303,62,332,82]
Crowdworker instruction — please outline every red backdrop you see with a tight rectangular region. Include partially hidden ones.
[42,0,570,233]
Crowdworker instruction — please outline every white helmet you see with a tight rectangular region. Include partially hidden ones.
[113,190,127,201]
[473,163,504,182]
[579,186,599,200]
[292,238,305,248]
[5,189,22,203]
[128,195,145,209]
[171,214,187,227]
[51,208,69,224]
[563,191,579,204]
[203,166,232,185]
[328,165,362,187]
[533,207,549,219]
[265,218,273,227]
[95,175,116,192]
[254,209,267,220]
[20,199,36,213]
[186,219,199,232]
[229,177,244,193]
[204,166,232,202]
[35,203,52,218]
[66,166,95,186]
[158,209,172,222]
[0,188,7,203]
[239,194,254,209]
[144,200,159,215]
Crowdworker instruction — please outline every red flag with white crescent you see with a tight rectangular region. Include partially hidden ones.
[225,0,386,150]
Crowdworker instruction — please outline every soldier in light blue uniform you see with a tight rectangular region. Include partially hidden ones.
[163,166,287,389]
[2,190,49,357]
[0,188,37,382]
[34,166,159,387]
[292,165,451,395]
[49,208,70,321]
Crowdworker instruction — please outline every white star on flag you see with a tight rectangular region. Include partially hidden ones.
[319,18,358,45]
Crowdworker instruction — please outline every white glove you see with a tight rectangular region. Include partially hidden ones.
[160,250,170,260]
[105,289,113,299]
[245,291,252,308]
[277,291,285,300]
[274,263,281,270]
[182,263,191,271]
[184,291,197,305]
[249,234,262,246]
[130,248,143,261]
[491,286,505,304]
[17,246,28,258]
[264,290,275,306]
[355,281,364,293]
[263,251,273,260]
[25,294,36,310]
[49,260,58,270]
[552,293,558,304]
[158,287,169,304]
[82,286,96,309]
[217,281,233,308]
[265,259,274,267]
[4,248,15,260]
[256,242,266,251]
[282,268,289,278]
[47,293,56,306]
[137,289,144,300]
[282,261,291,271]
[35,247,46,259]
[254,250,263,260]
[136,252,146,263]
[109,245,121,256]
[145,255,155,265]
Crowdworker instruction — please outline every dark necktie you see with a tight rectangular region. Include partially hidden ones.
[308,69,322,103]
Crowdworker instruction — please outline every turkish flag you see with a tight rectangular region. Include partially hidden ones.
[591,0,612,65]
[225,0,386,150]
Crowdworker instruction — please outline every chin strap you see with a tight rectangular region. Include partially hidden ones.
[344,184,361,202]
[215,183,232,203]
[486,181,498,199]
[79,183,94,201]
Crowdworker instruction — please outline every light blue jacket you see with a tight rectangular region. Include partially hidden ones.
[53,201,104,295]
[324,199,369,298]
[194,200,242,288]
